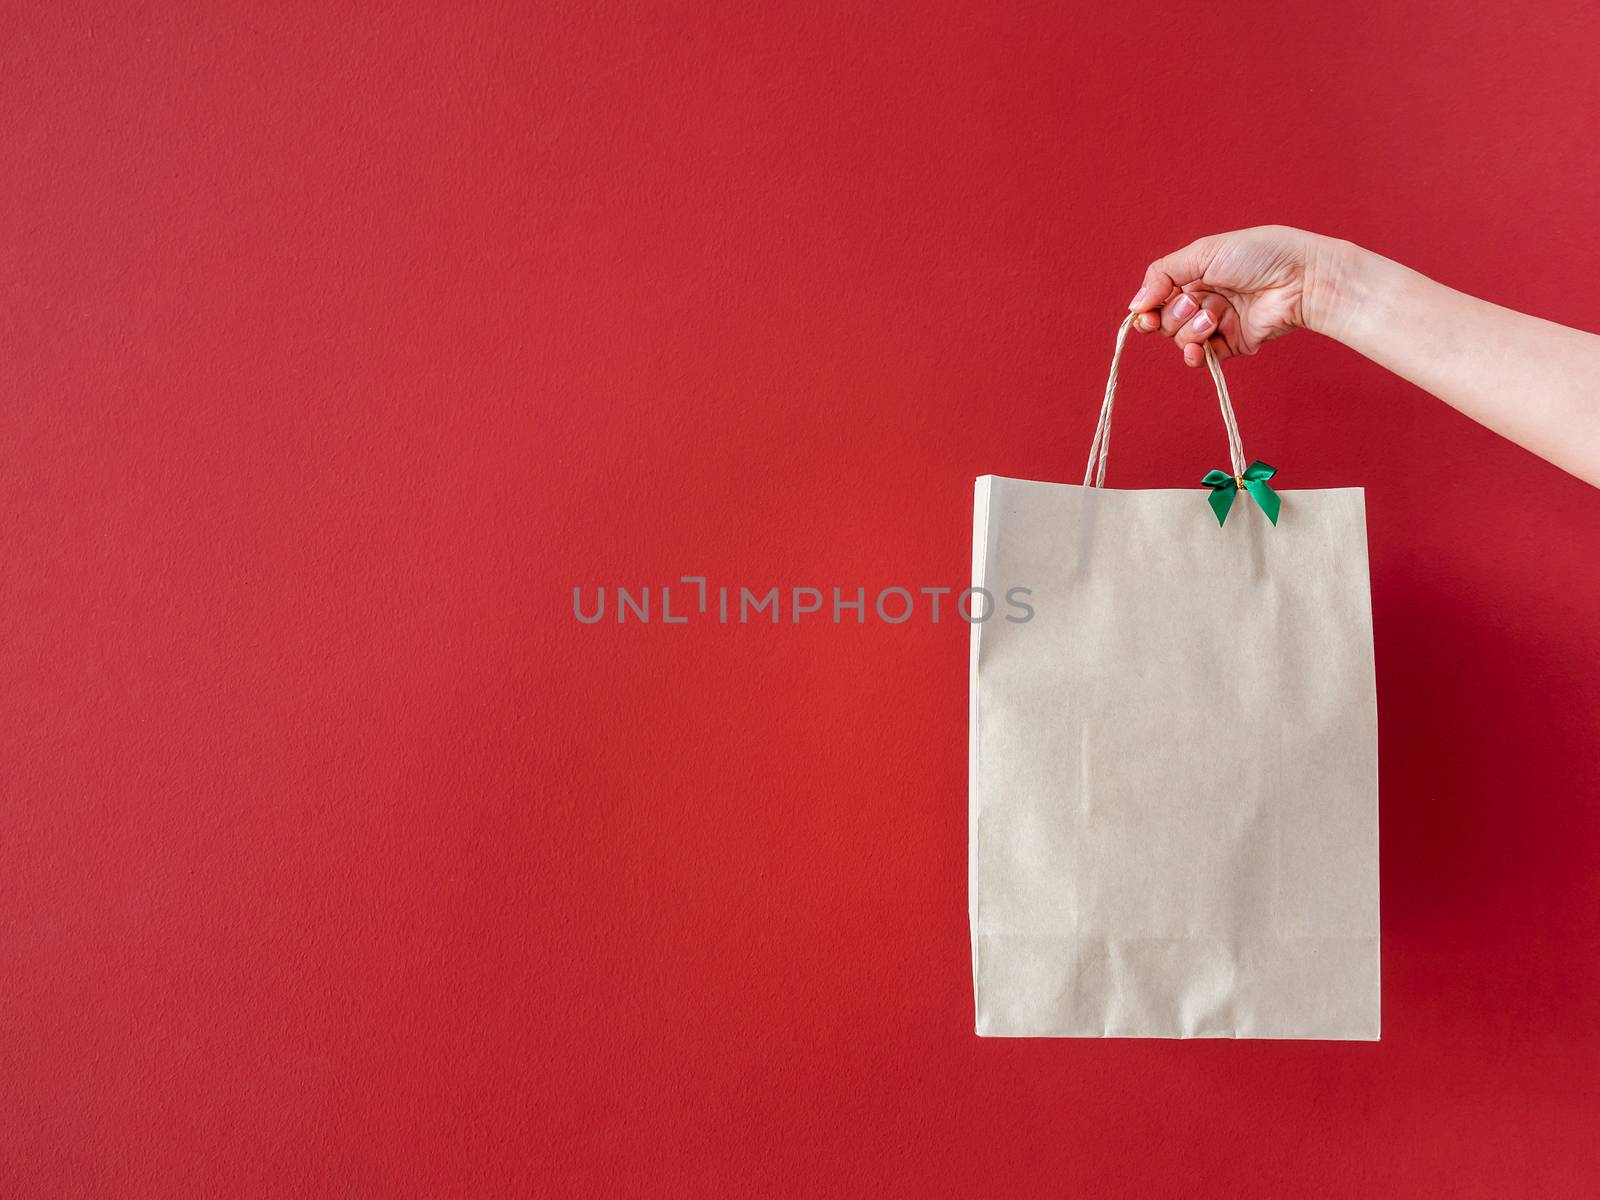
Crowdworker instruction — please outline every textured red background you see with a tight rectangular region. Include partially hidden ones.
[5,2,1600,1195]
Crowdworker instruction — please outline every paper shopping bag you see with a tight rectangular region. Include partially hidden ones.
[968,315,1379,1039]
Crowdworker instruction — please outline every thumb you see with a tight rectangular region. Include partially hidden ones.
[1127,235,1224,314]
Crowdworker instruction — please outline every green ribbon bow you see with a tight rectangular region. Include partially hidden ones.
[1202,460,1281,527]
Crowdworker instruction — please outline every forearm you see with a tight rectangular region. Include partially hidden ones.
[1309,241,1600,487]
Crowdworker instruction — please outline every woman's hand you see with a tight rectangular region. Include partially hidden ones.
[1127,225,1350,366]
[1126,225,1600,486]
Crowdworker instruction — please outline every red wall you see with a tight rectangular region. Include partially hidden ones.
[6,2,1600,1195]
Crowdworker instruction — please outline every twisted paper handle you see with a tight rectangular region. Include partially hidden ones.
[1083,312,1247,488]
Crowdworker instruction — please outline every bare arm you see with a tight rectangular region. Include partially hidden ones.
[1127,227,1600,487]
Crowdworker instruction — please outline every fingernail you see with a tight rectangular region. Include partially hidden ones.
[1188,310,1214,333]
[1170,294,1197,321]
[1127,287,1150,310]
